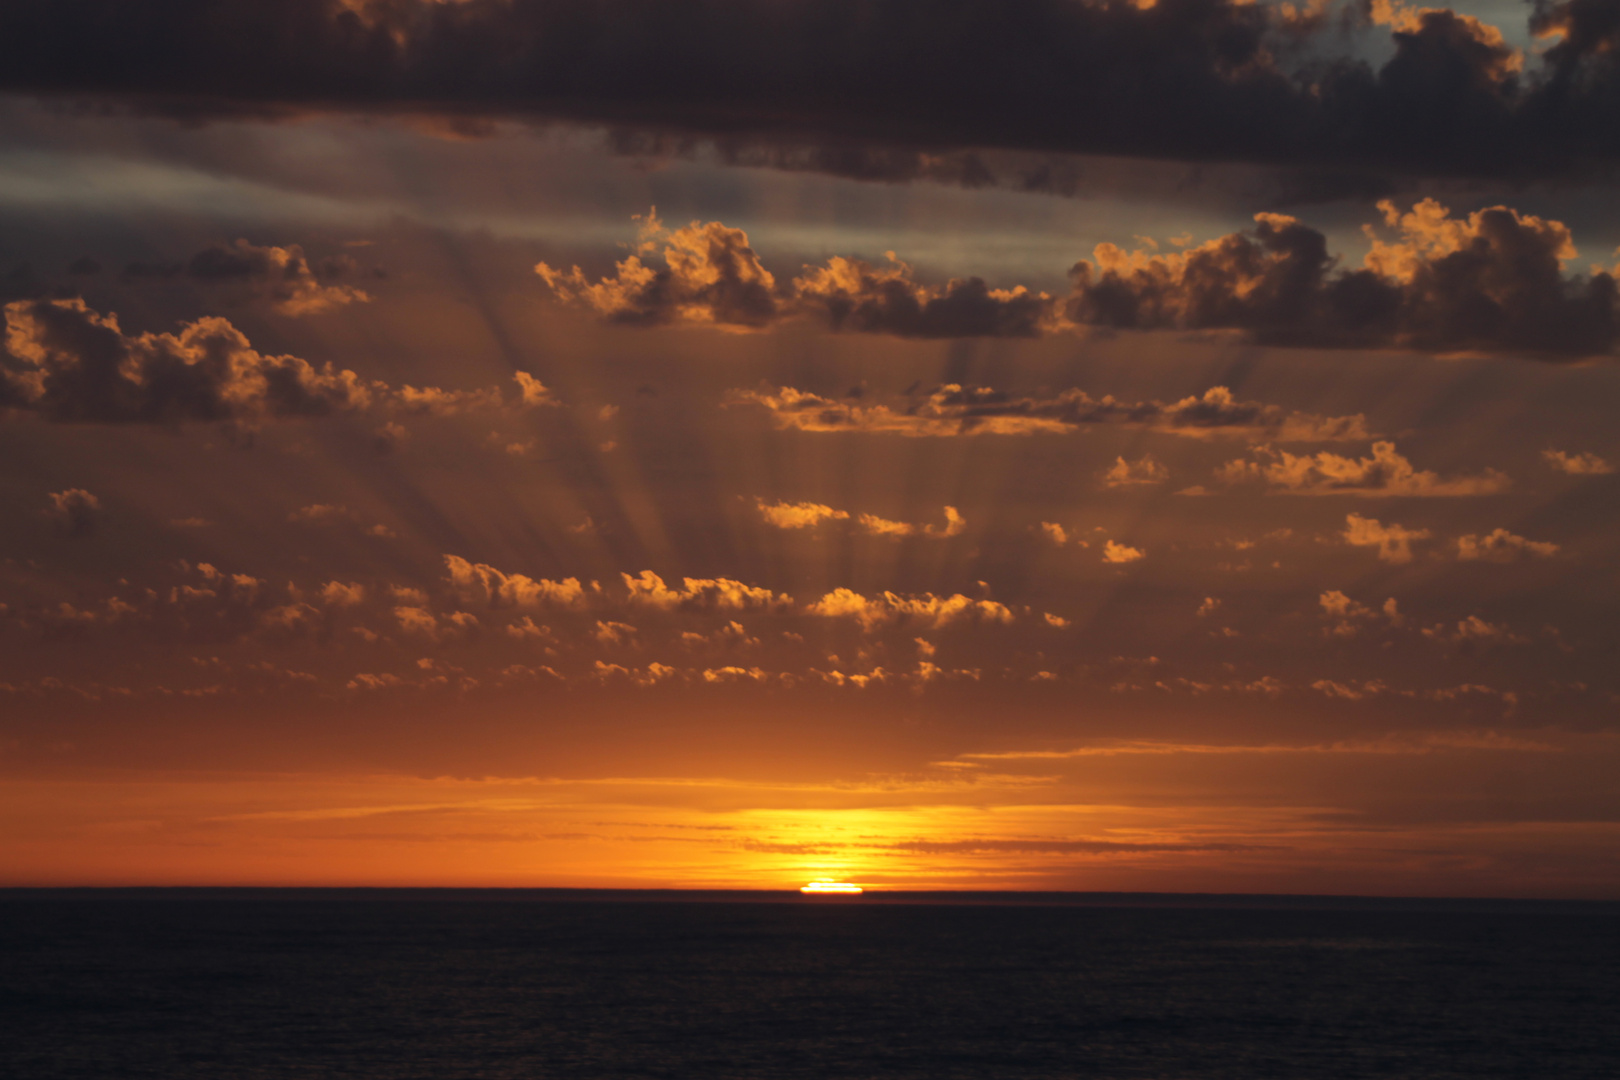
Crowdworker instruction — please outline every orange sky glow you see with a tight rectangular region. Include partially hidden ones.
[4,0,1620,899]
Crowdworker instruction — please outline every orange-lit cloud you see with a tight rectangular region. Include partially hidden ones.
[1219,442,1510,496]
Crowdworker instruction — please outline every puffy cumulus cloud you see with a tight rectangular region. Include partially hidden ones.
[504,615,554,643]
[621,571,791,612]
[1456,529,1560,562]
[553,202,1620,357]
[511,372,559,409]
[539,215,1055,338]
[1341,513,1431,564]
[790,253,1055,338]
[1,298,373,423]
[318,581,366,607]
[593,660,680,688]
[148,239,369,316]
[1069,202,1620,359]
[1038,522,1073,547]
[593,620,637,646]
[13,0,1620,185]
[43,488,100,537]
[1422,614,1527,646]
[754,499,849,530]
[0,298,540,425]
[538,215,778,330]
[444,555,588,610]
[1218,441,1510,496]
[1196,597,1222,618]
[1543,448,1613,475]
[804,588,1013,631]
[392,608,479,641]
[1102,540,1146,564]
[726,384,1366,441]
[1318,590,1402,637]
[1103,455,1169,488]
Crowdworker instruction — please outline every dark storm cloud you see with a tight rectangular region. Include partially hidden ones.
[3,0,1620,182]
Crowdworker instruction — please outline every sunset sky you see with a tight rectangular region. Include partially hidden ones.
[3,0,1620,897]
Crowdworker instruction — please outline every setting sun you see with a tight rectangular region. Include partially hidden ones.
[800,881,864,895]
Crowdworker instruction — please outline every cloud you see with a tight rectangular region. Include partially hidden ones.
[554,202,1620,358]
[1102,455,1169,488]
[1342,513,1431,564]
[538,215,1054,337]
[1069,201,1620,358]
[537,215,779,330]
[10,0,1620,186]
[1543,449,1613,475]
[621,571,791,612]
[1455,529,1560,562]
[318,581,366,607]
[1,298,374,423]
[754,499,849,530]
[857,506,964,539]
[0,297,543,426]
[444,555,588,610]
[1218,442,1509,496]
[790,253,1054,338]
[1102,540,1145,564]
[43,488,101,536]
[142,239,370,315]
[725,383,1366,441]
[1318,590,1402,637]
[804,588,1013,631]
[1038,522,1070,547]
[1422,615,1526,646]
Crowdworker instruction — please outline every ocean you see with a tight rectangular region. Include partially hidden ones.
[2,890,1616,1079]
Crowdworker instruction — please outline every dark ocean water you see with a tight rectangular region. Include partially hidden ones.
[1,890,1616,1079]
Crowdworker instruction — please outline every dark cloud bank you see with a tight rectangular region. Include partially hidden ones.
[6,0,1620,182]
[541,201,1620,358]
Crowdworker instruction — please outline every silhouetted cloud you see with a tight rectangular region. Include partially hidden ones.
[1069,201,1620,358]
[0,298,557,424]
[537,214,1053,337]
[555,206,1620,357]
[8,0,1620,184]
[179,240,370,315]
[0,298,372,422]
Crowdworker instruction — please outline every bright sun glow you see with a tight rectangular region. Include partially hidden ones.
[800,880,863,895]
